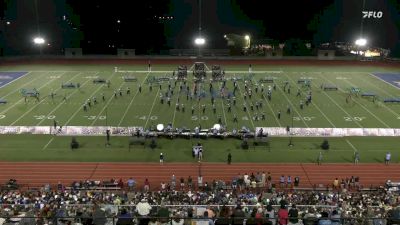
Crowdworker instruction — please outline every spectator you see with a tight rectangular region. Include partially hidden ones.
[287,176,292,188]
[116,208,134,225]
[136,198,152,225]
[188,176,193,189]
[294,176,300,187]
[280,175,285,188]
[92,204,107,225]
[215,205,230,225]
[330,210,341,225]
[160,153,164,164]
[278,204,288,225]
[333,178,339,190]
[288,204,299,225]
[385,152,391,165]
[171,174,176,190]
[265,204,276,225]
[198,175,203,190]
[158,202,170,225]
[171,211,184,225]
[232,204,245,225]
[318,212,332,225]
[127,178,136,191]
[303,208,318,225]
[143,178,150,192]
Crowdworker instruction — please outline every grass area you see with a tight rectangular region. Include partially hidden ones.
[0,134,398,163]
[0,63,399,162]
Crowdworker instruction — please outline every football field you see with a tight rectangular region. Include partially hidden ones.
[0,63,399,162]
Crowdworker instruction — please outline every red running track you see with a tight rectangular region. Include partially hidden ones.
[1,162,399,189]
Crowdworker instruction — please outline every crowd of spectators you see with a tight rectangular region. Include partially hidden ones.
[0,176,399,225]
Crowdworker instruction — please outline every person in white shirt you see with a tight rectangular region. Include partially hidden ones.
[385,152,391,165]
[198,175,203,189]
[136,198,152,216]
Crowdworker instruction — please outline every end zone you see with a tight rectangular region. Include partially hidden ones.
[0,71,29,88]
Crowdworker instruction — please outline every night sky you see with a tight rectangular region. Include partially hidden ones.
[1,0,399,55]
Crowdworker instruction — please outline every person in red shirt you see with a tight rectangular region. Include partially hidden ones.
[277,204,288,225]
[144,178,150,192]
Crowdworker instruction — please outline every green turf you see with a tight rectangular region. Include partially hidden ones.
[0,63,399,162]
[0,134,398,163]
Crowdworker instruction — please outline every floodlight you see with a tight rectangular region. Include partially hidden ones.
[224,34,227,38]
[33,37,45,44]
[117,20,120,23]
[194,37,205,45]
[355,38,367,46]
[244,35,250,40]
[6,21,10,25]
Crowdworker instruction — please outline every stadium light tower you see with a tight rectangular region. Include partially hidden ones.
[355,38,367,46]
[355,38,367,57]
[194,0,205,57]
[244,35,250,48]
[33,37,45,45]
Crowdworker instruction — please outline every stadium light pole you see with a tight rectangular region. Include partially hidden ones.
[244,35,250,48]
[194,0,205,57]
[33,37,45,55]
[355,38,367,58]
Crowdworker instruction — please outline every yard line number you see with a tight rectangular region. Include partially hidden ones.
[344,116,366,122]
[34,115,56,120]
[137,115,158,120]
[293,116,315,121]
[0,115,5,119]
[191,116,209,121]
[84,115,106,120]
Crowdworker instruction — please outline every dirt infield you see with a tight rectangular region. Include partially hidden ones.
[0,162,398,189]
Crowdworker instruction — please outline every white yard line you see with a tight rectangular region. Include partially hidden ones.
[63,72,118,126]
[143,88,161,129]
[0,71,33,89]
[171,85,180,128]
[345,139,358,153]
[0,72,45,99]
[361,73,400,118]
[117,72,151,126]
[0,72,54,114]
[321,75,391,128]
[42,137,54,150]
[36,72,98,126]
[311,74,363,128]
[271,77,309,127]
[90,74,125,126]
[217,82,228,127]
[282,72,336,127]
[368,73,400,90]
[236,83,256,130]
[261,94,282,126]
[9,72,79,126]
